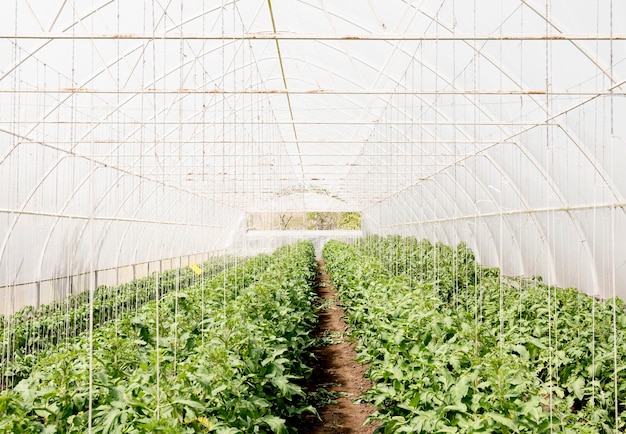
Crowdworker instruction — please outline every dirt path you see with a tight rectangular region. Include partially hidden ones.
[296,260,378,433]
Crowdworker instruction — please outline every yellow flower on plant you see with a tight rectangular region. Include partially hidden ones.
[197,417,212,428]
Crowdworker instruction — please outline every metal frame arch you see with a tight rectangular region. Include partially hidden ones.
[0,0,117,82]
[136,187,203,272]
[94,173,229,278]
[363,72,598,291]
[520,0,620,87]
[433,59,619,295]
[154,192,224,259]
[32,162,207,284]
[0,129,221,283]
[553,115,625,208]
[374,165,508,272]
[353,85,537,272]
[24,119,240,285]
[1,0,624,301]
[41,29,548,288]
[399,183,464,250]
[363,128,554,279]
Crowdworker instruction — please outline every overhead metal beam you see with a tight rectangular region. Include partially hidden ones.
[0,208,220,227]
[380,203,626,228]
[1,88,620,96]
[1,32,625,41]
[0,120,548,126]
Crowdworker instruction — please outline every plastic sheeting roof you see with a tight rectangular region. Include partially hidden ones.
[1,0,626,303]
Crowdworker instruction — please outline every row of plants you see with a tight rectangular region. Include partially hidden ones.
[323,237,626,433]
[0,241,318,432]
[354,235,497,305]
[1,256,241,389]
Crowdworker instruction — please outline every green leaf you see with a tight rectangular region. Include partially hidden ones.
[451,377,469,402]
[101,407,122,434]
[211,384,228,397]
[521,395,543,421]
[261,415,287,433]
[485,412,516,430]
[568,376,586,400]
[270,375,302,398]
[443,402,468,415]
[511,344,530,360]
[34,407,55,419]
[435,425,459,433]
[214,428,241,434]
[173,399,206,411]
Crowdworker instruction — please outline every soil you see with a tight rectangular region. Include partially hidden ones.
[295,260,378,433]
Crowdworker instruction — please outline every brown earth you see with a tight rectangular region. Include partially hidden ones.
[295,260,378,433]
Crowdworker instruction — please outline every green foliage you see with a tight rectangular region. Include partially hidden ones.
[0,257,239,388]
[0,242,319,432]
[247,211,361,230]
[337,212,361,230]
[307,383,349,407]
[306,212,338,230]
[323,237,626,433]
[306,211,361,230]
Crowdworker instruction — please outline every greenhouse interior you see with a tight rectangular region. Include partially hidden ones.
[1,0,626,432]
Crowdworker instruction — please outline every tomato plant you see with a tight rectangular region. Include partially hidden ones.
[0,243,318,432]
[324,238,626,433]
[1,257,239,388]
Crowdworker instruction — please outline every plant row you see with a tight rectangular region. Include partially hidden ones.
[323,237,626,433]
[0,241,317,433]
[1,256,241,388]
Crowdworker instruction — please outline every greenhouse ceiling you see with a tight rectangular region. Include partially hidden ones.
[1,0,626,302]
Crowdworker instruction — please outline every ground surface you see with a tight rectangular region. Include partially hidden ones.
[296,260,378,433]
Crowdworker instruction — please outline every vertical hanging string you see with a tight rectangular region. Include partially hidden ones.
[409,53,414,277]
[432,7,439,298]
[544,0,554,428]
[518,4,524,333]
[256,67,261,224]
[497,2,504,355]
[200,0,206,348]
[80,2,96,428]
[173,0,185,378]
[221,0,227,329]
[151,0,161,420]
[471,0,479,355]
[403,60,408,245]
[233,0,238,215]
[590,0,601,411]
[114,0,121,347]
[609,0,618,425]
[452,0,459,310]
[232,7,239,219]
[138,0,147,315]
[4,0,19,390]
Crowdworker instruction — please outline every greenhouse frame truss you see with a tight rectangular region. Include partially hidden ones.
[0,0,624,309]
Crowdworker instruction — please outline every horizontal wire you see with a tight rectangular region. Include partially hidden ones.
[0,249,228,290]
[0,88,619,95]
[2,32,625,41]
[0,208,222,227]
[380,202,626,227]
[0,120,547,126]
